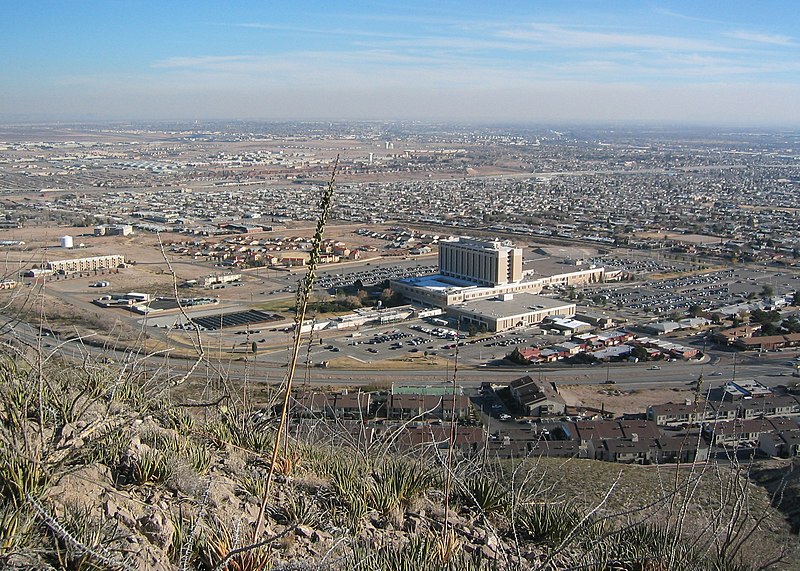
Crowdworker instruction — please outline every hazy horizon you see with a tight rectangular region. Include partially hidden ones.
[3,1,800,127]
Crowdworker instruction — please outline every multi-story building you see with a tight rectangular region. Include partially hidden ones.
[393,236,605,311]
[438,237,522,286]
[46,255,125,274]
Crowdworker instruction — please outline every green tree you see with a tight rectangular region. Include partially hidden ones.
[760,284,775,298]
[751,309,781,324]
[631,345,648,362]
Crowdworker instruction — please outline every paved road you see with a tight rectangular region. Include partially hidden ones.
[5,319,797,396]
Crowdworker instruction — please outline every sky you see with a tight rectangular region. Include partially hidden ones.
[1,1,799,126]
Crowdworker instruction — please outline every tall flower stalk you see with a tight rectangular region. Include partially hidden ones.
[253,156,338,540]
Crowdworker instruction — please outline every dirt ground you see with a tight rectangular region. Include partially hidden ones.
[559,384,695,416]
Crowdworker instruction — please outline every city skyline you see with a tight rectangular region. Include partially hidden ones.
[2,1,800,126]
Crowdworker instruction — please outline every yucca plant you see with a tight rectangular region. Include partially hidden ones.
[168,506,200,565]
[0,450,48,506]
[131,449,171,486]
[199,518,271,571]
[269,490,321,528]
[153,400,195,434]
[339,490,369,533]
[50,501,130,571]
[347,534,496,571]
[140,430,182,454]
[458,474,508,516]
[239,428,274,455]
[205,419,234,448]
[85,427,130,468]
[237,474,268,500]
[183,441,212,475]
[0,364,33,430]
[515,502,581,545]
[0,499,39,556]
[368,459,436,516]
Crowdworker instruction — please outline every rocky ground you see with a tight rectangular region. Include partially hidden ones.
[0,349,798,570]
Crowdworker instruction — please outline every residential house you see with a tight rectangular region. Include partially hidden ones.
[589,435,660,463]
[703,418,774,446]
[738,395,800,420]
[647,402,708,427]
[759,430,800,458]
[508,375,567,416]
[332,392,371,419]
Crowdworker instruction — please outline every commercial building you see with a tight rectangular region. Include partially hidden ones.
[94,225,134,236]
[202,273,242,287]
[46,255,125,274]
[447,293,576,332]
[438,237,522,286]
[390,236,598,332]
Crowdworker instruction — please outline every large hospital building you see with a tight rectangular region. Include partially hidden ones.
[393,236,611,332]
[438,238,522,286]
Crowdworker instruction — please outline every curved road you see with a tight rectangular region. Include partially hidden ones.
[7,320,796,395]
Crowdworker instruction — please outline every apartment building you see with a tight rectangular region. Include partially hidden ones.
[46,255,125,274]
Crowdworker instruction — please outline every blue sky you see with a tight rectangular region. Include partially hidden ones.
[2,1,799,125]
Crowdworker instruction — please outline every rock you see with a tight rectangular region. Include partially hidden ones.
[295,525,315,539]
[137,511,174,550]
[403,517,419,533]
[481,544,498,560]
[313,530,332,542]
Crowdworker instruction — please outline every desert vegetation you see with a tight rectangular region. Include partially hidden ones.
[0,161,797,571]
[0,345,796,570]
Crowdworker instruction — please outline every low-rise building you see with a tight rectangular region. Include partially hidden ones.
[45,254,125,274]
[387,394,471,420]
[738,395,800,419]
[759,430,800,458]
[508,375,566,416]
[447,293,576,332]
[647,402,708,426]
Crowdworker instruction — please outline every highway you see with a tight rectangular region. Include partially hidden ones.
[5,318,797,397]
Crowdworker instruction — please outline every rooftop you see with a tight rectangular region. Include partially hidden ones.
[451,293,575,320]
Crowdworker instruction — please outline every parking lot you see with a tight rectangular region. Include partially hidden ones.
[315,262,438,290]
[588,268,800,317]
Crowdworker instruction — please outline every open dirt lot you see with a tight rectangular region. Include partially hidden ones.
[559,384,695,416]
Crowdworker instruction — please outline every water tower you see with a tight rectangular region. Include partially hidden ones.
[60,235,74,249]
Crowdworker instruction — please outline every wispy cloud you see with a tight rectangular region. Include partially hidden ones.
[494,23,733,53]
[229,22,413,40]
[725,30,795,46]
[653,8,729,25]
